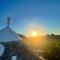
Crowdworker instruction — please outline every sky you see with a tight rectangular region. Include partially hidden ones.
[0,0,60,35]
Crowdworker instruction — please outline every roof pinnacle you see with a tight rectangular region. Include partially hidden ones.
[7,17,11,26]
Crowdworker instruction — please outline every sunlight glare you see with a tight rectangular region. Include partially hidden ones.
[31,31,38,37]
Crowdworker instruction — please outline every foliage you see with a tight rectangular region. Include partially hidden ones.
[43,36,60,60]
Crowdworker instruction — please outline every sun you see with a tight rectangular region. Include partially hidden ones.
[31,31,38,37]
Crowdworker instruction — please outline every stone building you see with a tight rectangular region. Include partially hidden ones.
[0,17,41,60]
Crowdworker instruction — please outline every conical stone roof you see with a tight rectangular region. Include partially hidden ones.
[0,17,22,42]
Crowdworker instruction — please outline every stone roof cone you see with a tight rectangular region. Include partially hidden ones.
[0,17,22,42]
